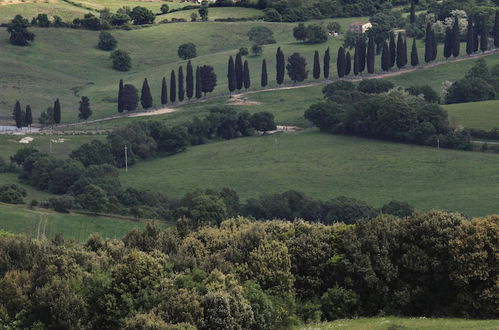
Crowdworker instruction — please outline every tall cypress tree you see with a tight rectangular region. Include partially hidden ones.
[353,49,359,76]
[227,56,236,93]
[358,37,366,73]
[444,27,453,59]
[431,29,438,60]
[466,18,474,55]
[473,22,479,52]
[195,66,202,99]
[141,78,153,109]
[389,32,396,68]
[53,99,61,124]
[313,50,321,79]
[235,53,243,90]
[336,46,346,78]
[411,38,419,66]
[261,59,268,87]
[243,60,250,89]
[118,79,124,113]
[276,47,285,85]
[345,51,352,75]
[161,77,167,105]
[410,1,416,24]
[13,101,22,128]
[367,35,375,74]
[452,16,460,57]
[324,47,330,79]
[25,105,32,128]
[186,60,194,100]
[396,33,407,69]
[178,66,185,102]
[381,41,391,71]
[424,23,433,63]
[494,10,499,48]
[170,70,176,103]
[78,96,92,121]
[480,22,488,52]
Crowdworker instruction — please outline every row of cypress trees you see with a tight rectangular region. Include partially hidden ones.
[12,99,60,128]
[226,47,334,93]
[137,10,499,102]
[118,60,216,112]
[227,54,252,92]
[12,101,33,129]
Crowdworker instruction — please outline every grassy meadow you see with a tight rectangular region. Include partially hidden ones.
[443,99,499,130]
[296,317,499,330]
[0,0,91,23]
[0,133,105,157]
[121,129,499,217]
[0,202,160,241]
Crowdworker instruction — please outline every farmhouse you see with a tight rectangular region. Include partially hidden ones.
[349,21,372,33]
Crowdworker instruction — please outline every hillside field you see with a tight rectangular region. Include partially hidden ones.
[296,317,499,330]
[121,130,499,217]
[1,13,487,126]
[0,202,159,241]
[443,99,499,130]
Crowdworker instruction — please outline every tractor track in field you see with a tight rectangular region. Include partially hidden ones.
[36,49,498,132]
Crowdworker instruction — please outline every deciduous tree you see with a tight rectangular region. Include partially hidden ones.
[287,52,308,83]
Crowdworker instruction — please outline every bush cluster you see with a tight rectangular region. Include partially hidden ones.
[0,211,496,329]
[306,80,472,150]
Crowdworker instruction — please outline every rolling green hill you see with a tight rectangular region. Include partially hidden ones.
[121,129,499,217]
[0,202,158,241]
[443,99,499,130]
[296,317,499,330]
[3,14,484,126]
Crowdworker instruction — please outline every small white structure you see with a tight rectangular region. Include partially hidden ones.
[349,22,372,33]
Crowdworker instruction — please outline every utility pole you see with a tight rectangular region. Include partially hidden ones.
[124,145,128,172]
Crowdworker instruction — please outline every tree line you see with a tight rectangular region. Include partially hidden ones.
[0,210,496,329]
[305,79,473,151]
[117,61,216,112]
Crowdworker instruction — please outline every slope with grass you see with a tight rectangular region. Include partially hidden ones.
[0,133,105,158]
[0,16,376,124]
[0,202,157,241]
[296,317,499,330]
[121,130,499,217]
[158,7,263,21]
[0,0,91,23]
[443,100,499,130]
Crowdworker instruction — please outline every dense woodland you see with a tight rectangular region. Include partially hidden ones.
[0,212,497,329]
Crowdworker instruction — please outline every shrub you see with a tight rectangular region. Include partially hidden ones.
[110,50,132,71]
[322,81,356,99]
[177,43,197,60]
[406,85,440,103]
[0,184,27,204]
[357,79,394,94]
[446,78,496,104]
[247,26,276,45]
[48,196,74,213]
[130,6,155,25]
[97,31,117,51]
[321,286,358,321]
[381,201,414,217]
